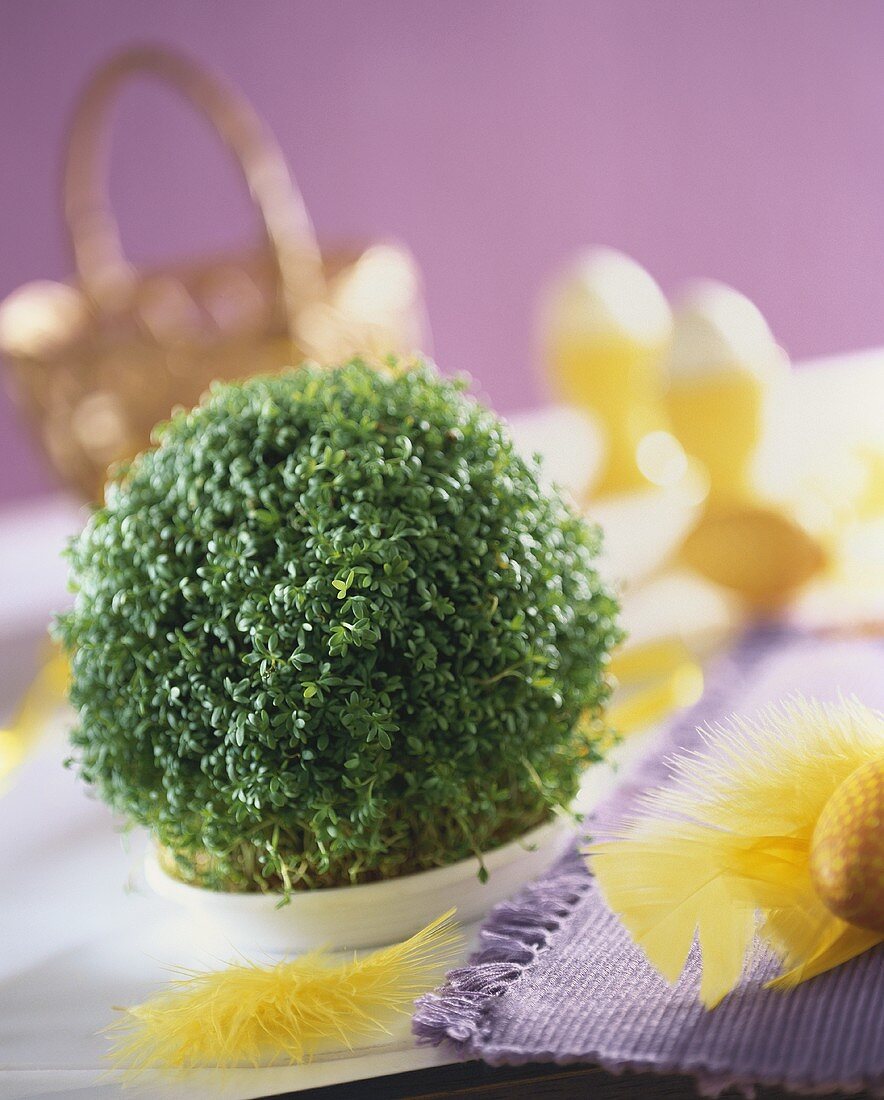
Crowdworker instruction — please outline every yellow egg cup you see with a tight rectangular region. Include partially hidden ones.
[665,371,765,501]
[549,333,669,496]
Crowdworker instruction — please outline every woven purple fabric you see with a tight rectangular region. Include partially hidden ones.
[414,626,884,1096]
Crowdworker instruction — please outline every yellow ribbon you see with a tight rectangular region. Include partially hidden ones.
[0,647,69,790]
[607,638,704,735]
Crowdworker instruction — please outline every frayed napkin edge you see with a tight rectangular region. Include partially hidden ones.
[412,844,590,1051]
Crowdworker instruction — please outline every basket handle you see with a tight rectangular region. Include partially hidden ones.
[64,45,326,338]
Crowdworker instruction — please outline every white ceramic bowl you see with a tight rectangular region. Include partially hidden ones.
[145,817,575,955]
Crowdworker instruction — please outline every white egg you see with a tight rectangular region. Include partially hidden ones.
[666,280,786,381]
[542,247,671,346]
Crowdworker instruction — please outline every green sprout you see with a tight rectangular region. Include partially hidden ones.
[57,359,620,896]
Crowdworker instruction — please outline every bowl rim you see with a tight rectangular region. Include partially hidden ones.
[144,815,574,906]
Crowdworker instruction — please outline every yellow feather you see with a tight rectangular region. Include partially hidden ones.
[588,698,884,1008]
[697,877,757,1008]
[769,923,882,989]
[590,828,759,1004]
[108,909,461,1072]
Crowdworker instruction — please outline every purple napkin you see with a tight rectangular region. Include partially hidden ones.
[413,626,884,1096]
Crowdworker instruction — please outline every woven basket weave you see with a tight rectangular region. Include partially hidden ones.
[0,46,425,501]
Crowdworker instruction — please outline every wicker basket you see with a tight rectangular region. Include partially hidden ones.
[0,46,426,501]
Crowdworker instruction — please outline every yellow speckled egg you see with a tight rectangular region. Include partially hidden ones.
[810,756,884,932]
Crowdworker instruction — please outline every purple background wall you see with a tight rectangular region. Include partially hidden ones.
[2,0,883,505]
